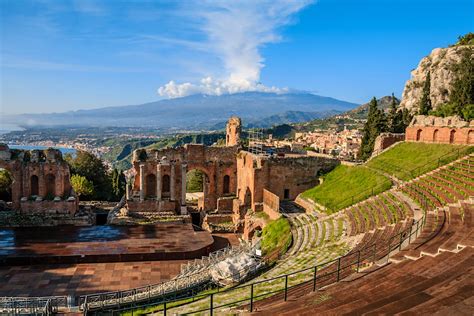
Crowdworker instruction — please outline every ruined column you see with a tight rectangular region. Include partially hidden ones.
[170,162,176,201]
[181,163,187,205]
[139,163,145,202]
[156,163,162,200]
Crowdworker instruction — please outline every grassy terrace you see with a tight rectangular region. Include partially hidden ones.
[367,142,474,181]
[301,165,392,213]
[261,217,292,257]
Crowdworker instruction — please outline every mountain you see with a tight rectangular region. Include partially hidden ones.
[399,44,473,112]
[346,96,400,119]
[4,92,357,131]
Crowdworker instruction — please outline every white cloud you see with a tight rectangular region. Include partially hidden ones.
[157,0,314,98]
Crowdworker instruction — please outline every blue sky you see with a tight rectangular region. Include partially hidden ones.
[1,0,473,115]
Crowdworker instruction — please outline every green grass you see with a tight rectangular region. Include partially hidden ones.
[367,142,474,181]
[301,165,392,213]
[261,218,292,257]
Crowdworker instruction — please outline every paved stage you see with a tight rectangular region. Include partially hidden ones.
[0,230,240,298]
[0,223,215,265]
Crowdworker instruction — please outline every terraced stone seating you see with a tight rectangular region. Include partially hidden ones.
[267,214,348,279]
[251,199,473,315]
[344,190,414,236]
[401,155,474,211]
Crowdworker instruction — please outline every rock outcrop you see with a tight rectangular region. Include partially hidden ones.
[400,45,473,112]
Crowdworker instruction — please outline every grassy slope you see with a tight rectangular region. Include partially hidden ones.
[260,218,292,257]
[301,165,391,213]
[367,142,474,181]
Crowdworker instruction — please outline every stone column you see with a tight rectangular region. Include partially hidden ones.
[181,164,187,205]
[126,180,130,200]
[170,162,176,201]
[180,163,188,215]
[156,163,162,200]
[139,164,145,201]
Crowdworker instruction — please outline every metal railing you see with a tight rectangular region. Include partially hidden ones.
[0,296,68,315]
[106,214,427,316]
[80,243,256,312]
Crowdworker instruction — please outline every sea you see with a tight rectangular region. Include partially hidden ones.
[8,145,76,155]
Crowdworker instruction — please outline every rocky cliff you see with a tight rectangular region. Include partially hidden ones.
[400,45,473,112]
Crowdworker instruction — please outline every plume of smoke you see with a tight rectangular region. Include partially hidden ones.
[158,1,313,98]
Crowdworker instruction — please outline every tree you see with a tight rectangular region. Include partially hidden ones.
[359,97,388,160]
[111,169,126,201]
[418,72,432,115]
[65,151,112,200]
[70,175,94,199]
[0,169,13,201]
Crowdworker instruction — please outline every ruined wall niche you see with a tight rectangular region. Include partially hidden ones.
[405,115,474,144]
[0,144,77,215]
[226,116,242,147]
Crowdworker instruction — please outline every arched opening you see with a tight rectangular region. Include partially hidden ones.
[416,129,423,141]
[162,174,171,197]
[223,175,230,194]
[449,129,456,144]
[30,175,39,196]
[186,169,209,210]
[432,129,439,142]
[244,187,252,209]
[145,174,156,198]
[45,174,56,197]
[468,130,474,144]
[0,168,13,202]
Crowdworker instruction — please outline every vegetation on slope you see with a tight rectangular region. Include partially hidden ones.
[367,142,474,181]
[301,165,391,213]
[261,218,292,258]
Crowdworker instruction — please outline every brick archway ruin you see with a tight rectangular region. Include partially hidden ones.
[406,115,474,145]
[0,144,77,215]
[128,144,239,214]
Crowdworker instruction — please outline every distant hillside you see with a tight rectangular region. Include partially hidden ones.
[346,95,400,119]
[4,92,357,131]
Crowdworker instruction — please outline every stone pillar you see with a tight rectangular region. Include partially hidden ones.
[181,164,187,205]
[180,163,188,215]
[139,164,145,201]
[126,181,130,200]
[156,164,162,200]
[170,162,176,201]
[38,166,45,197]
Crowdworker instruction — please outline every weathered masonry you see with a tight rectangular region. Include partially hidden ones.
[0,144,77,215]
[405,115,474,144]
[127,144,239,213]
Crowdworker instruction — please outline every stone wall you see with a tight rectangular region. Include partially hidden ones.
[233,151,339,221]
[372,133,405,156]
[0,144,77,215]
[20,200,77,216]
[217,196,234,212]
[130,143,238,213]
[263,189,280,220]
[405,115,474,144]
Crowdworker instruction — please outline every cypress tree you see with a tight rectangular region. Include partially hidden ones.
[418,72,432,115]
[359,97,387,160]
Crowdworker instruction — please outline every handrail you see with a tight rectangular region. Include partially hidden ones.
[80,243,257,312]
[0,296,67,315]
[108,213,427,315]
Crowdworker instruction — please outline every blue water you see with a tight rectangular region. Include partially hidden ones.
[8,145,76,155]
